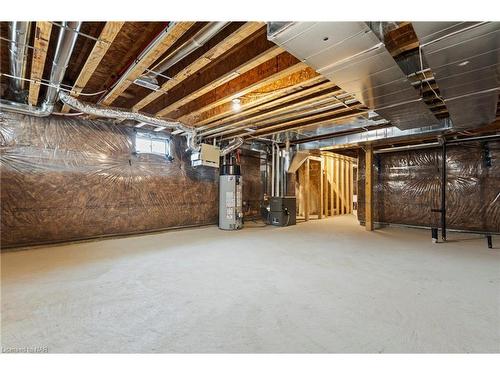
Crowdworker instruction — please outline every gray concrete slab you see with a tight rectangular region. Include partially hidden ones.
[1,216,499,353]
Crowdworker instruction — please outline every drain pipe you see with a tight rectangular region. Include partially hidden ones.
[8,22,30,98]
[1,21,81,116]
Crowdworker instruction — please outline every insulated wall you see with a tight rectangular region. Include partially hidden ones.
[357,141,500,233]
[0,113,260,248]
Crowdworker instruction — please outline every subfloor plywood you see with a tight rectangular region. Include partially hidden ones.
[1,216,499,353]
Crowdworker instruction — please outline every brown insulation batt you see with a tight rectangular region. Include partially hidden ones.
[0,113,258,248]
[357,142,500,233]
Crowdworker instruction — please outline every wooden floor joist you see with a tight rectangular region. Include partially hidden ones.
[190,69,324,127]
[132,22,264,112]
[98,22,195,106]
[160,51,302,121]
[61,22,124,112]
[144,30,282,118]
[201,84,343,137]
[28,22,52,106]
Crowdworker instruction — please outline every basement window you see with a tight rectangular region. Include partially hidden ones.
[134,132,171,158]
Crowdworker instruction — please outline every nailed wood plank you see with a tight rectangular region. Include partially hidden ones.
[305,158,310,221]
[99,22,195,106]
[323,158,328,217]
[191,70,324,127]
[365,146,374,231]
[28,22,52,106]
[61,21,124,112]
[330,156,334,216]
[201,83,342,137]
[132,22,264,112]
[172,56,305,122]
[335,157,340,215]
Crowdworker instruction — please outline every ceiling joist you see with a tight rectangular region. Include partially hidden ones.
[28,22,52,106]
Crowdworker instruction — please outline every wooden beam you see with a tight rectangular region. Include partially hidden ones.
[329,156,334,216]
[99,22,195,106]
[190,70,324,127]
[335,157,340,215]
[319,159,323,219]
[323,158,328,217]
[166,52,303,121]
[132,22,264,112]
[28,22,52,106]
[365,146,374,231]
[238,105,366,139]
[305,158,310,222]
[202,84,342,137]
[142,29,281,117]
[61,22,124,112]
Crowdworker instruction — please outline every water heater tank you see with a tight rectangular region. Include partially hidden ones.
[219,164,242,230]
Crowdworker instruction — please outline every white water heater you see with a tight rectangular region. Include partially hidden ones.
[219,164,242,230]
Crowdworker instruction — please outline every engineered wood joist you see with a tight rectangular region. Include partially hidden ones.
[99,22,195,106]
[28,22,52,106]
[131,22,264,112]
[61,22,124,112]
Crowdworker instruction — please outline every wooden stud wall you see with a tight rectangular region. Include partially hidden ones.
[295,153,355,220]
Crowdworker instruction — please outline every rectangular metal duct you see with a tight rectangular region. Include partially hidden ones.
[412,22,499,129]
[267,22,439,130]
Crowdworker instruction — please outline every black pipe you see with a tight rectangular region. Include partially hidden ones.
[441,141,447,241]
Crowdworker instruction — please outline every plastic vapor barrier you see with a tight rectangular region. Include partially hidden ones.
[1,113,246,248]
[358,141,500,233]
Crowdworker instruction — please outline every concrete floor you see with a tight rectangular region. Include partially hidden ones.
[1,216,499,353]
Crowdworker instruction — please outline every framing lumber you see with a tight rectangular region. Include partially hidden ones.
[169,53,304,121]
[304,158,310,221]
[319,159,324,219]
[145,29,281,117]
[201,84,343,137]
[99,22,195,106]
[191,70,325,127]
[365,146,374,231]
[329,157,334,216]
[28,22,52,106]
[61,21,124,112]
[335,158,340,215]
[323,160,328,217]
[132,22,264,112]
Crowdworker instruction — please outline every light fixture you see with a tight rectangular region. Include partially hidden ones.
[457,60,470,67]
[133,75,160,91]
[153,126,166,132]
[232,97,241,111]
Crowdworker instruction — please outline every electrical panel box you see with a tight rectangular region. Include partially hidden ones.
[269,196,296,226]
[191,143,220,168]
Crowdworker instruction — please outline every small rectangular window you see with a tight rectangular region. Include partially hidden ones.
[135,132,170,158]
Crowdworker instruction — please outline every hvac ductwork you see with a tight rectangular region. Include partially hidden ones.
[8,22,30,98]
[267,22,440,130]
[149,22,229,77]
[58,91,200,152]
[412,22,500,129]
[220,136,244,156]
[1,21,82,116]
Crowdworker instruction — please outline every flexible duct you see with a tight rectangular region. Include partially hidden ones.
[148,22,229,77]
[220,137,244,156]
[1,21,81,116]
[58,91,200,152]
[8,22,30,98]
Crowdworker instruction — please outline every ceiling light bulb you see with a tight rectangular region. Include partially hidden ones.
[231,98,241,111]
[458,60,470,67]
